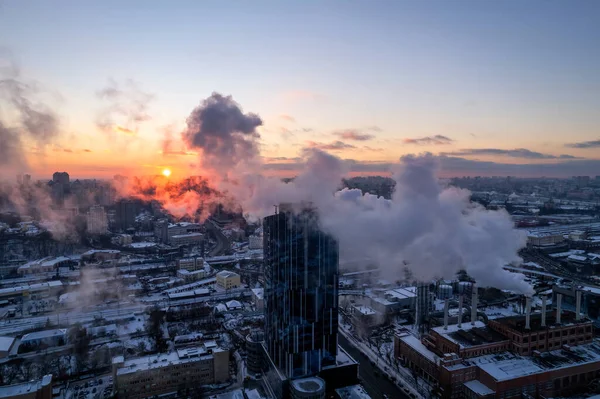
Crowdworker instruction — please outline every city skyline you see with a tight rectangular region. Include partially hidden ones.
[1,1,600,179]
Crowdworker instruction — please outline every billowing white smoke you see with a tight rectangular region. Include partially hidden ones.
[180,93,532,294]
[230,151,531,295]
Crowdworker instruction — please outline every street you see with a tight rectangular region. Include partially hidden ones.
[338,334,409,399]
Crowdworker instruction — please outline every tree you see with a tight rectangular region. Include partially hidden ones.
[68,324,90,372]
[146,308,168,353]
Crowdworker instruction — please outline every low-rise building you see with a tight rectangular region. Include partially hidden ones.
[0,375,52,399]
[112,344,229,399]
[251,287,264,310]
[177,268,207,282]
[170,233,203,247]
[0,336,16,358]
[216,270,241,290]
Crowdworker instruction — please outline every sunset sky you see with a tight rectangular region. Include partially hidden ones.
[1,0,599,179]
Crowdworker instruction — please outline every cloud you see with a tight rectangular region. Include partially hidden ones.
[441,148,580,160]
[566,139,600,149]
[83,149,92,153]
[403,135,453,145]
[333,128,377,141]
[279,114,295,122]
[306,140,356,151]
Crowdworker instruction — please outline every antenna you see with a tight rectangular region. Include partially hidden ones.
[274,205,278,215]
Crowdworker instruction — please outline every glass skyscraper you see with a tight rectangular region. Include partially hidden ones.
[263,204,339,379]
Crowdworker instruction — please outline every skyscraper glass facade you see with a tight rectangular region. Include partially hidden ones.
[263,206,339,379]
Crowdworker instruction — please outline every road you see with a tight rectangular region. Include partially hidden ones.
[338,334,409,399]
[206,220,231,256]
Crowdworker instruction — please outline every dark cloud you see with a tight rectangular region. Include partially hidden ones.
[182,92,263,171]
[306,140,356,151]
[96,79,153,135]
[441,148,579,160]
[565,139,600,149]
[403,135,453,145]
[333,128,379,141]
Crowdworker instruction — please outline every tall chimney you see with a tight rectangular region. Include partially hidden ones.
[556,293,562,324]
[458,295,463,328]
[541,295,547,327]
[471,285,478,326]
[443,299,449,330]
[525,296,531,330]
[576,290,582,321]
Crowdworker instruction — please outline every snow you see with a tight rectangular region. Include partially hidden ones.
[335,384,372,399]
[251,288,264,300]
[291,377,325,393]
[568,254,587,262]
[353,305,376,315]
[397,333,439,363]
[0,336,15,352]
[464,380,495,396]
[128,242,156,249]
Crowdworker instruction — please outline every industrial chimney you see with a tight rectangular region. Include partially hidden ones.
[525,296,531,330]
[458,294,463,328]
[471,284,478,326]
[443,299,449,330]
[556,293,562,324]
[576,290,582,321]
[541,295,547,327]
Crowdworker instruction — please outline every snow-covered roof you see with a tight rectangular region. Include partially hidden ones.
[353,305,376,316]
[251,288,264,300]
[464,380,495,396]
[568,254,587,262]
[116,345,217,376]
[217,270,239,279]
[129,242,156,248]
[171,233,203,239]
[0,336,15,352]
[398,333,439,363]
[226,300,243,309]
[335,384,372,399]
[21,328,67,342]
[0,375,52,397]
[291,377,325,393]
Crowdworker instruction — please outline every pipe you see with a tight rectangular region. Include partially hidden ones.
[576,290,582,321]
[556,293,562,324]
[541,295,547,327]
[443,299,449,330]
[458,295,463,328]
[525,296,531,330]
[471,285,478,326]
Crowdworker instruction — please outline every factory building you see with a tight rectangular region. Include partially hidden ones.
[395,289,600,399]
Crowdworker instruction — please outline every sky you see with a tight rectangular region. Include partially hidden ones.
[1,0,599,179]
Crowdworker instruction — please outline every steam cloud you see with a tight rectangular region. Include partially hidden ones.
[182,92,263,174]
[0,63,60,171]
[176,93,531,294]
[96,79,153,136]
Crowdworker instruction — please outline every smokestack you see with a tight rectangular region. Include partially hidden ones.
[471,285,478,326]
[541,295,547,327]
[458,294,463,328]
[556,293,562,324]
[525,296,531,330]
[576,290,582,321]
[443,298,449,330]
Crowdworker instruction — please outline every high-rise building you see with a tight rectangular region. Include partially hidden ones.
[263,204,339,379]
[87,206,108,234]
[52,171,70,185]
[116,199,136,231]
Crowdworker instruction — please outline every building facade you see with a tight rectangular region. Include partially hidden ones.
[112,345,228,399]
[263,205,339,379]
[216,270,241,290]
[86,206,108,235]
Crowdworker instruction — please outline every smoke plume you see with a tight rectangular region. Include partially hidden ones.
[182,92,263,175]
[0,63,60,171]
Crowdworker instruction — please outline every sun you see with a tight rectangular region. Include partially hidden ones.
[162,168,172,178]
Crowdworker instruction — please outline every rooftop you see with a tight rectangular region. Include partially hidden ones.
[217,270,239,278]
[171,233,203,239]
[0,336,15,352]
[335,384,372,399]
[492,310,590,333]
[116,344,222,376]
[251,287,264,299]
[470,340,600,381]
[0,375,51,398]
[291,376,325,393]
[464,380,495,396]
[434,323,509,349]
[398,333,440,363]
[22,328,67,342]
